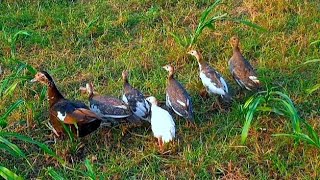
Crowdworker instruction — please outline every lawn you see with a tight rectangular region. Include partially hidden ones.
[0,0,320,179]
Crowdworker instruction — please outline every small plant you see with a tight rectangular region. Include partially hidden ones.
[0,132,65,179]
[1,28,30,59]
[241,88,320,149]
[170,0,266,48]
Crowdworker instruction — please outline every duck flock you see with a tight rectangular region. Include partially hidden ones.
[30,36,261,151]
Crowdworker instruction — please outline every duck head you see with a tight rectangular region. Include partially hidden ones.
[122,70,129,82]
[146,96,158,106]
[187,50,201,62]
[162,65,174,77]
[79,82,95,96]
[230,36,240,48]
[30,71,54,86]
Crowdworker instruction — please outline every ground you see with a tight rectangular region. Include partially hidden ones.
[0,0,320,179]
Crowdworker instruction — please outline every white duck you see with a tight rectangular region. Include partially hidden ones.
[146,96,175,151]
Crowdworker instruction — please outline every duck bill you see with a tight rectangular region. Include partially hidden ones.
[30,78,38,83]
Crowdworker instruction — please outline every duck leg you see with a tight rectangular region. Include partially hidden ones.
[158,137,164,152]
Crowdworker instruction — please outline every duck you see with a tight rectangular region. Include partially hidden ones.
[229,36,261,91]
[121,70,151,122]
[162,65,194,124]
[188,50,232,104]
[146,96,175,151]
[30,71,101,137]
[79,82,132,123]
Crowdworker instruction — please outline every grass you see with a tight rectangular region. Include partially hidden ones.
[0,0,320,179]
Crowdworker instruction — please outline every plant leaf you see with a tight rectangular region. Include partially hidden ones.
[0,166,23,180]
[0,132,65,165]
[306,83,320,95]
[303,59,320,64]
[232,19,268,32]
[0,99,24,128]
[47,167,65,180]
[0,136,26,158]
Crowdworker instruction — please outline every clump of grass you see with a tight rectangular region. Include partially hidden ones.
[241,88,320,149]
[170,0,266,48]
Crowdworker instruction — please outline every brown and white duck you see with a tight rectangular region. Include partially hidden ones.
[30,71,101,137]
[229,36,261,91]
[121,70,151,122]
[162,65,194,124]
[79,83,132,122]
[188,50,232,103]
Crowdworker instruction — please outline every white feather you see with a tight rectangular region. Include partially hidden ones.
[114,105,128,109]
[219,76,229,93]
[177,100,186,107]
[150,104,175,143]
[122,94,128,104]
[90,105,130,119]
[134,100,148,118]
[249,76,260,83]
[200,71,226,95]
[57,111,66,122]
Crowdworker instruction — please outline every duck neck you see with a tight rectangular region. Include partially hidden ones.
[47,82,64,107]
[233,45,241,54]
[168,71,174,80]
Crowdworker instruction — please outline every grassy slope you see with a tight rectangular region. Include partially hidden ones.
[1,0,320,179]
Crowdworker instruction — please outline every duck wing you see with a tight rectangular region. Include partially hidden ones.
[166,78,194,121]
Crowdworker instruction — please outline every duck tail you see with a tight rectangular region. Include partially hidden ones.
[221,93,233,104]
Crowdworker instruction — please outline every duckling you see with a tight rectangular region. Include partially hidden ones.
[188,50,232,106]
[229,36,261,91]
[79,83,132,123]
[146,96,175,152]
[121,70,151,122]
[163,65,194,125]
[30,71,101,137]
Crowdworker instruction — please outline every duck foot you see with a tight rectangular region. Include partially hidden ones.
[200,89,209,99]
[158,137,164,153]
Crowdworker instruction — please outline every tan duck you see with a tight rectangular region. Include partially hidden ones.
[229,36,261,91]
[31,71,101,137]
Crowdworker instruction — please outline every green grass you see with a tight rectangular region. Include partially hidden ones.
[1,0,320,179]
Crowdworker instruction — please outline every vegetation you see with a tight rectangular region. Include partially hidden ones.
[0,0,319,179]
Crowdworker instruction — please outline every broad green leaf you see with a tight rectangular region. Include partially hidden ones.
[47,167,65,180]
[232,19,268,32]
[303,59,320,64]
[84,159,96,180]
[0,166,23,180]
[0,132,65,165]
[0,136,26,158]
[2,81,19,98]
[0,99,24,127]
[306,84,320,95]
